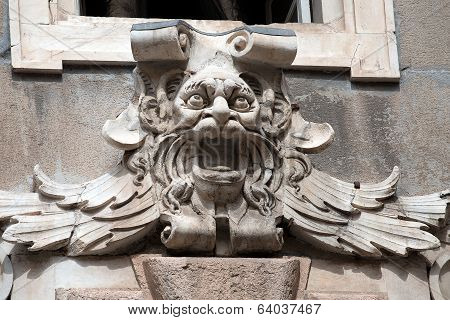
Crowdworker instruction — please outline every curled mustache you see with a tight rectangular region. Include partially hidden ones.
[127,126,283,216]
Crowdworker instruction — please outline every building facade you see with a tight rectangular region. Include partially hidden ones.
[0,0,448,300]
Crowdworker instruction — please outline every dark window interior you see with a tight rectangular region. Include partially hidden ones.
[140,1,226,21]
[82,0,310,24]
[83,0,107,17]
[270,0,299,23]
[235,0,267,25]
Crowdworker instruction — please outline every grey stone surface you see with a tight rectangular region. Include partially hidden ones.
[0,64,132,192]
[140,256,311,300]
[0,0,4,37]
[0,0,9,58]
[11,255,139,299]
[394,0,450,69]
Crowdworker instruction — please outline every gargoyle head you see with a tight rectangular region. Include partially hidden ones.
[101,20,334,254]
[3,21,444,260]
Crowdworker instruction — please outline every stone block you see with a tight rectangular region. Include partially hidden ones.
[11,254,139,299]
[354,0,387,33]
[307,258,387,293]
[381,258,430,300]
[133,255,311,300]
[306,256,432,300]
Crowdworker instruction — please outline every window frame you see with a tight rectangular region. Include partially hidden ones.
[9,0,399,81]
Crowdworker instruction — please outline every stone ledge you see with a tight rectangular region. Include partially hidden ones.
[299,291,388,300]
[56,288,149,300]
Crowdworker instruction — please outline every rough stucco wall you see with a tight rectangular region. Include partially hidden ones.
[0,64,132,192]
[0,0,8,54]
[0,0,448,198]
[395,0,450,69]
[0,0,3,36]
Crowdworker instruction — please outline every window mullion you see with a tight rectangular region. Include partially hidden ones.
[297,0,312,23]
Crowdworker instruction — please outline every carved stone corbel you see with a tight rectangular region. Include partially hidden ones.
[0,21,448,261]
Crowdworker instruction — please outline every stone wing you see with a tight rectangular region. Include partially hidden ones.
[282,167,449,257]
[0,163,158,256]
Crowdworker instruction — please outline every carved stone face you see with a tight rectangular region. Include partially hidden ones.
[172,68,261,202]
[1,20,444,263]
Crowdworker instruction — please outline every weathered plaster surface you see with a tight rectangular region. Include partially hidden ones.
[0,65,132,191]
[394,0,450,69]
[0,0,3,36]
[0,0,10,56]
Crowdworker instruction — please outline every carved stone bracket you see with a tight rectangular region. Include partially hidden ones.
[0,20,448,260]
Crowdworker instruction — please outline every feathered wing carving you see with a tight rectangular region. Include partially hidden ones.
[282,166,449,257]
[0,163,159,256]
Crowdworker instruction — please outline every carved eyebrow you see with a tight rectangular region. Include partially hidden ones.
[229,83,255,102]
[183,80,205,93]
[223,79,253,99]
[182,79,216,98]
[182,78,255,102]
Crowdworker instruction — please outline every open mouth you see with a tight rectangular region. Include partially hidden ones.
[197,136,243,172]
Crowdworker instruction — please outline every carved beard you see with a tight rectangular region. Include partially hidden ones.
[127,128,283,218]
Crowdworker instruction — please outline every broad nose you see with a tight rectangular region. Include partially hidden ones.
[211,96,230,126]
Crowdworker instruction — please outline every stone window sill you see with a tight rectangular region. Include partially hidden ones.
[9,0,399,81]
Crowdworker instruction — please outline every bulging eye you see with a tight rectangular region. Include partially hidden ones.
[187,94,206,109]
[233,97,250,112]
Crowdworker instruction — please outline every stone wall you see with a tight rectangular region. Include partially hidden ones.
[0,0,448,299]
